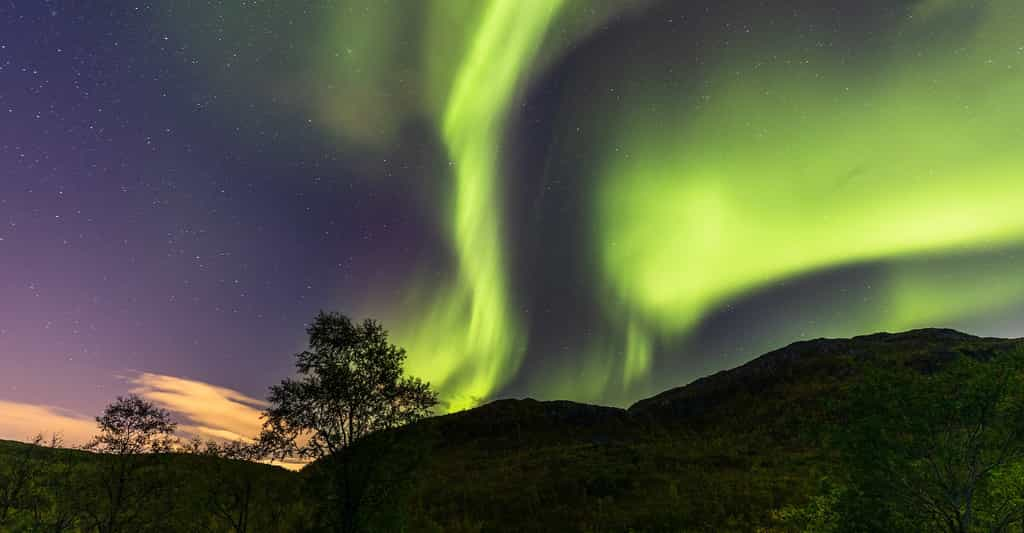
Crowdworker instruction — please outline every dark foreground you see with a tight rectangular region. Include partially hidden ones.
[3,328,1024,532]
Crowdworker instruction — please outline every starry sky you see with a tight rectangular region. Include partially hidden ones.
[2,0,1024,441]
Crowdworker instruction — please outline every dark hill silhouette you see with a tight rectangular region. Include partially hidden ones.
[331,328,1024,531]
[630,328,1021,422]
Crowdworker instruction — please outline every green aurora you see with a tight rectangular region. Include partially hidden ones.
[395,0,566,411]
[590,1,1024,386]
[167,0,1024,409]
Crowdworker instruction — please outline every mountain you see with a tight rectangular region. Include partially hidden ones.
[631,328,1018,422]
[348,328,1024,532]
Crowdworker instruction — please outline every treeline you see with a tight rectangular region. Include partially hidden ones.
[0,312,439,533]
[0,431,305,532]
[0,419,429,533]
[0,429,311,527]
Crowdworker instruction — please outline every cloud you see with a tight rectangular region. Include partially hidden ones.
[129,372,268,443]
[129,373,308,469]
[0,400,96,445]
[1,373,305,469]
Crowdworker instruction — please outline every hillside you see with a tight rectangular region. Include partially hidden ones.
[345,328,1024,532]
[3,328,1023,532]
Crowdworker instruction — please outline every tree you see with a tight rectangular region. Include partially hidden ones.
[260,311,439,532]
[86,395,177,456]
[83,394,178,533]
[836,352,1024,533]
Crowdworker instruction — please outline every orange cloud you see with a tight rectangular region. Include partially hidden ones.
[131,373,306,470]
[129,372,268,444]
[0,400,96,446]
[1,374,305,470]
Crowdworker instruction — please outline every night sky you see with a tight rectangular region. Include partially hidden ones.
[3,0,1024,443]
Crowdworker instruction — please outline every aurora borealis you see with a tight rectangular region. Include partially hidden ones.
[3,1,1024,436]
[590,0,1024,391]
[393,0,564,410]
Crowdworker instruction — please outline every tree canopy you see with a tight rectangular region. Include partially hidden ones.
[260,311,439,461]
[85,394,177,456]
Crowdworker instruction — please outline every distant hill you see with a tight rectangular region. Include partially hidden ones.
[4,328,1022,532]
[631,328,1019,421]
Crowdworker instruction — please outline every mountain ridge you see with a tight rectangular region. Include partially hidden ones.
[430,328,1022,427]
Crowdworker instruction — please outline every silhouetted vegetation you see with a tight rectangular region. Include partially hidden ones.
[260,311,439,532]
[180,438,296,533]
[0,312,436,532]
[829,351,1024,532]
[81,395,178,533]
[6,326,1024,531]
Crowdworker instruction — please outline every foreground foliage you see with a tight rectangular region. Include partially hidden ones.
[820,351,1024,532]
[0,437,306,532]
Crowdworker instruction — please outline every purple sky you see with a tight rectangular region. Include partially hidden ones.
[0,2,404,434]
[4,1,1024,443]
